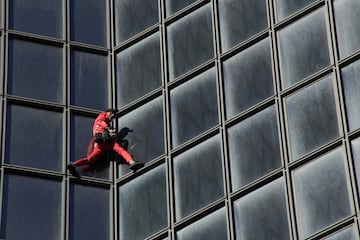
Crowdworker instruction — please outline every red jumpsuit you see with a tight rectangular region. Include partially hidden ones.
[73,112,133,167]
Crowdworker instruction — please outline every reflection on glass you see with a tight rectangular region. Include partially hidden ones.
[334,0,360,59]
[8,38,63,103]
[292,148,352,238]
[70,0,107,47]
[69,184,109,240]
[228,105,281,190]
[218,0,268,52]
[116,32,162,108]
[176,208,227,240]
[114,0,158,44]
[233,178,290,240]
[165,0,197,16]
[119,165,167,240]
[170,68,218,147]
[167,3,213,80]
[351,138,360,198]
[0,174,62,240]
[341,57,360,132]
[5,105,63,171]
[278,7,330,89]
[70,113,110,179]
[9,0,63,38]
[173,136,224,221]
[274,0,317,21]
[323,225,357,240]
[222,38,274,118]
[117,96,164,176]
[70,49,109,110]
[285,76,339,160]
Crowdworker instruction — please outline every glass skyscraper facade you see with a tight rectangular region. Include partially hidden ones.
[0,0,360,239]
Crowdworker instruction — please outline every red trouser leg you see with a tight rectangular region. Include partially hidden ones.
[73,144,103,166]
[112,142,133,163]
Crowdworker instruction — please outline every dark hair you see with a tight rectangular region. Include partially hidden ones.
[106,108,117,114]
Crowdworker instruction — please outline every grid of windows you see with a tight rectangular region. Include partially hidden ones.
[1,0,360,240]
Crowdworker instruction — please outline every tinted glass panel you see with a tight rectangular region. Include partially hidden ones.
[275,0,317,21]
[278,7,330,89]
[70,49,109,110]
[116,32,162,107]
[341,58,360,131]
[167,3,214,80]
[117,97,164,176]
[165,0,197,16]
[114,0,158,44]
[233,178,290,240]
[173,136,224,221]
[333,0,360,59]
[119,165,167,239]
[222,38,274,118]
[0,174,62,240]
[323,225,357,240]
[9,0,63,38]
[5,105,63,171]
[218,0,268,52]
[176,208,228,240]
[228,105,281,190]
[170,68,218,147]
[69,184,110,240]
[351,137,360,196]
[292,148,352,238]
[70,113,110,179]
[8,38,63,103]
[70,0,107,47]
[285,76,339,160]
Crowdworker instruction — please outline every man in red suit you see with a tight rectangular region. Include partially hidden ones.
[67,109,144,177]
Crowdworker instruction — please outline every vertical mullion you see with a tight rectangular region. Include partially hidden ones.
[211,0,234,240]
[268,0,299,240]
[159,0,174,239]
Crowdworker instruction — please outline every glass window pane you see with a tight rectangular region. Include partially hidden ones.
[69,184,110,240]
[278,7,330,89]
[218,0,268,52]
[8,38,64,103]
[167,3,214,80]
[117,97,165,176]
[9,0,63,38]
[341,60,360,131]
[118,164,167,240]
[70,113,110,179]
[285,76,339,160]
[176,208,228,240]
[5,104,63,171]
[333,0,360,59]
[274,0,317,21]
[323,225,358,240]
[70,0,108,47]
[170,68,218,147]
[222,38,274,118]
[228,105,282,190]
[0,174,62,240]
[351,137,360,197]
[173,136,224,221]
[114,0,158,44]
[70,49,109,110]
[233,178,290,240]
[292,148,352,238]
[116,32,162,107]
[165,0,197,16]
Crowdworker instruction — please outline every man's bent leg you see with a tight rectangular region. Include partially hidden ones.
[73,146,103,166]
